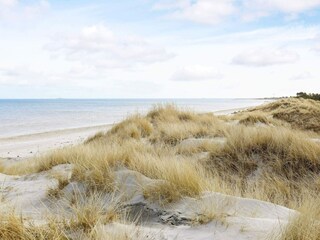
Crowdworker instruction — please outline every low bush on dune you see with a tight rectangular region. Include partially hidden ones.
[296,92,320,101]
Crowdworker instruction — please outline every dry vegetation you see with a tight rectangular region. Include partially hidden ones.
[234,111,289,127]
[0,213,66,240]
[247,97,320,132]
[1,99,320,239]
[0,192,129,240]
[271,199,320,240]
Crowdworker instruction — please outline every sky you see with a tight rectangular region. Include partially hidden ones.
[0,0,319,98]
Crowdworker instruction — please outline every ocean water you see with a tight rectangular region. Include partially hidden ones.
[0,99,268,138]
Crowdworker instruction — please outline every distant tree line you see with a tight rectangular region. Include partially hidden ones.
[296,92,320,101]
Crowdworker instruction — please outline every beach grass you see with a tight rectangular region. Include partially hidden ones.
[248,97,320,132]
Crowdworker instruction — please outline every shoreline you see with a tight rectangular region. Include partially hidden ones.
[0,124,113,141]
[213,106,251,115]
[0,105,260,160]
[0,124,113,159]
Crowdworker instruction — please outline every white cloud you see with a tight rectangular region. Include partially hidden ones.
[0,0,49,21]
[0,0,15,19]
[313,43,320,53]
[24,0,50,18]
[45,25,174,69]
[153,0,189,10]
[0,0,17,7]
[1,2,320,98]
[290,71,313,81]
[244,0,320,13]
[0,65,46,85]
[242,0,320,20]
[0,64,99,86]
[309,33,320,53]
[232,47,299,67]
[171,65,222,81]
[154,0,236,25]
[154,0,320,24]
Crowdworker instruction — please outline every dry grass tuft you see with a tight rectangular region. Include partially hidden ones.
[148,105,224,145]
[273,199,320,240]
[147,104,196,122]
[236,111,286,127]
[0,192,125,239]
[279,217,320,240]
[0,160,5,174]
[143,181,181,205]
[108,115,153,140]
[0,212,68,240]
[205,125,320,208]
[239,113,269,125]
[208,126,320,175]
[192,198,229,226]
[68,192,121,233]
[47,173,70,198]
[128,144,210,197]
[0,212,28,240]
[84,131,105,144]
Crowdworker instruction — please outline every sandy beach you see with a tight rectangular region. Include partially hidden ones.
[0,124,113,159]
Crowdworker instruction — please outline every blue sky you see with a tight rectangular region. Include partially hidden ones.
[0,0,320,98]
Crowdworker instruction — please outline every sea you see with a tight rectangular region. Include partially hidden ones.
[0,99,269,138]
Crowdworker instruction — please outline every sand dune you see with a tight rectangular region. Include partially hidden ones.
[0,163,295,239]
[1,100,319,239]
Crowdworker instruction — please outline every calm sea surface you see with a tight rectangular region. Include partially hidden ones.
[0,99,269,138]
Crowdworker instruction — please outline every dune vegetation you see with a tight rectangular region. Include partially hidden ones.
[0,98,320,239]
[247,97,320,133]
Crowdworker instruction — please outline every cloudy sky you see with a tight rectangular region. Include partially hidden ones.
[0,0,319,98]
